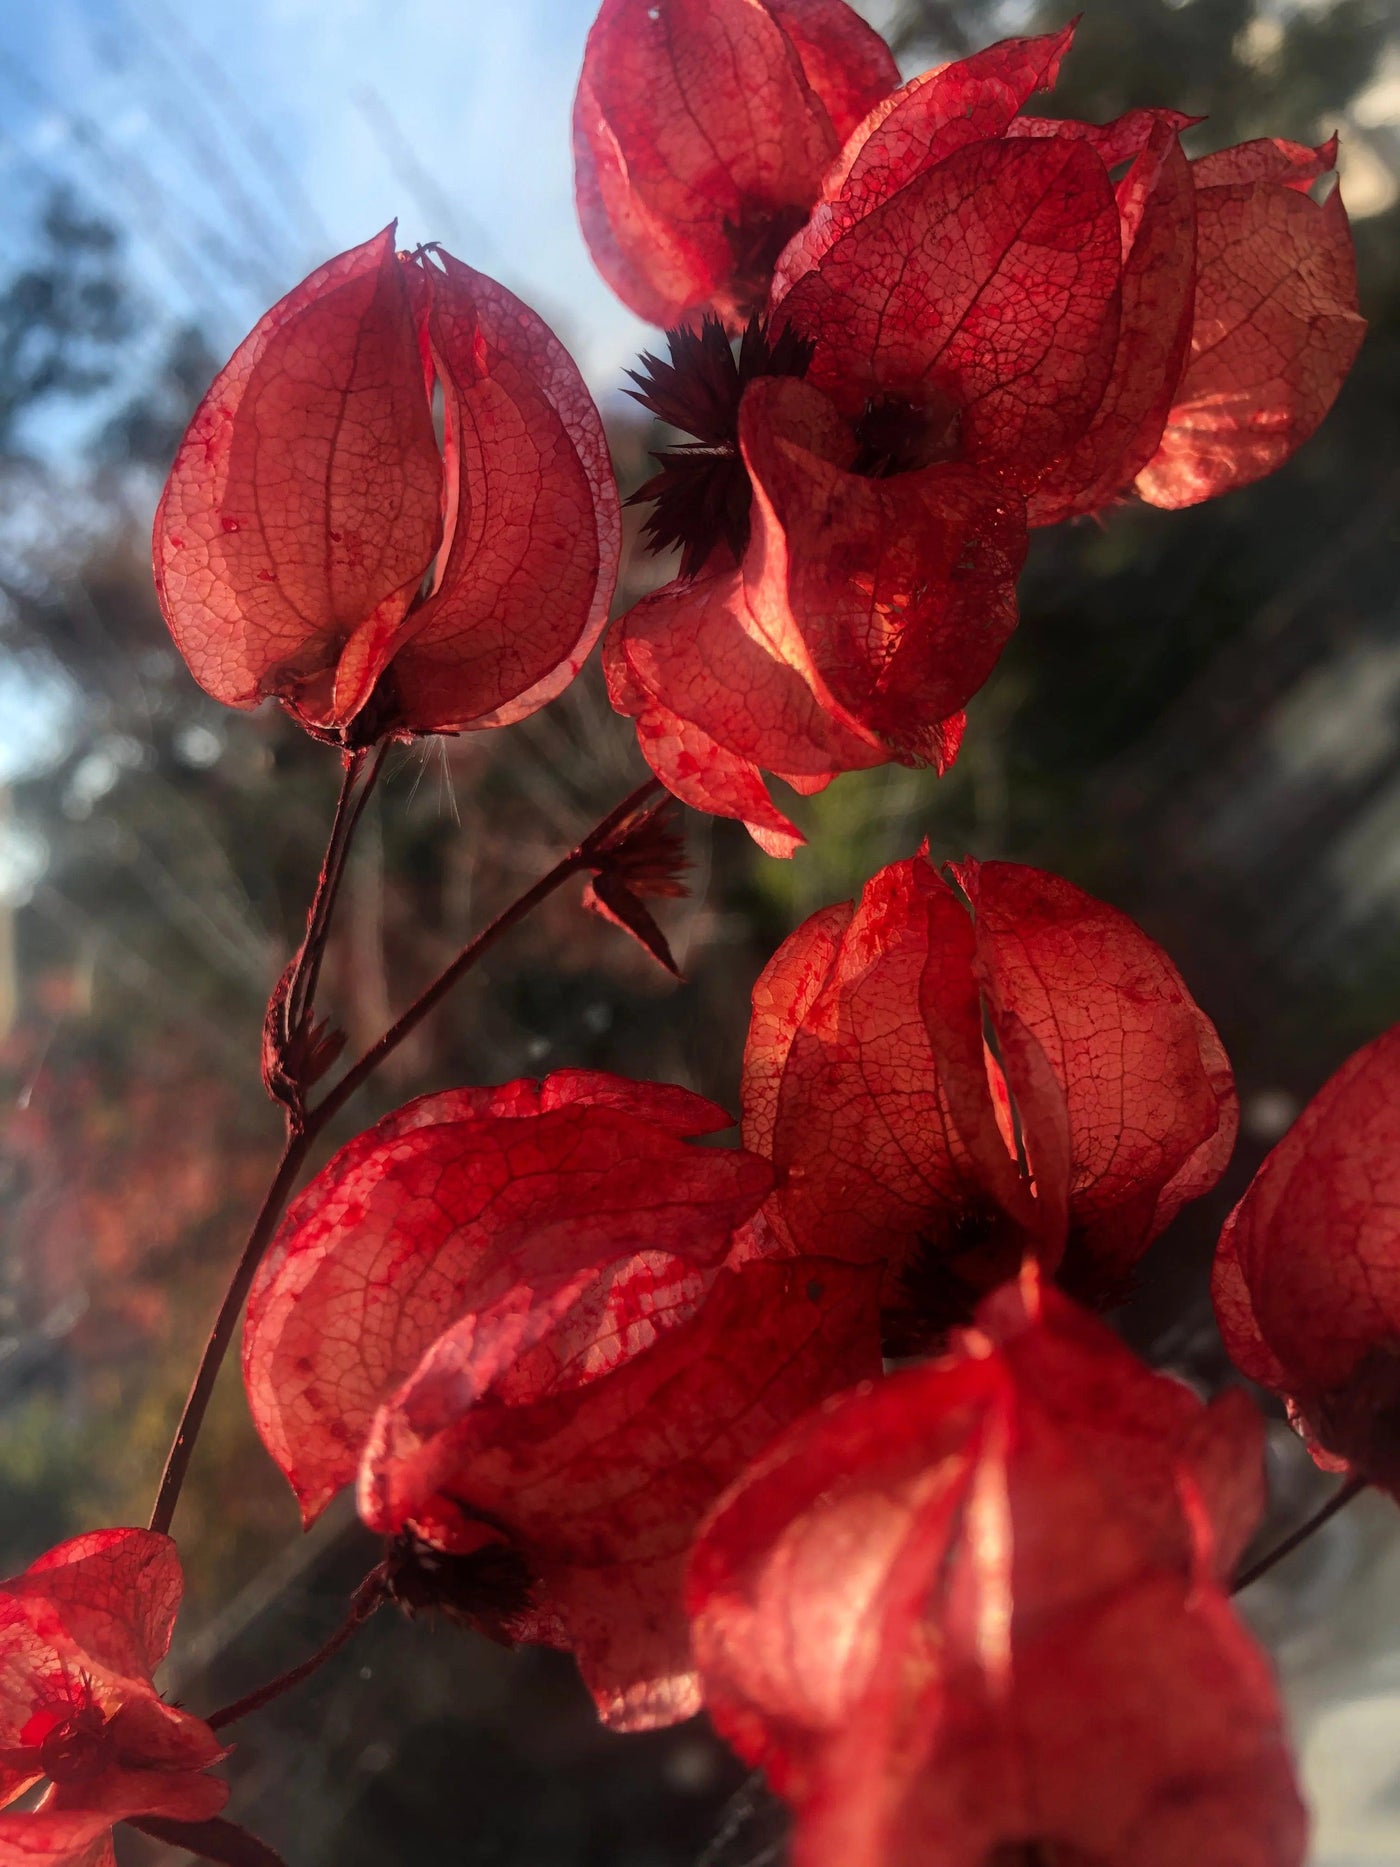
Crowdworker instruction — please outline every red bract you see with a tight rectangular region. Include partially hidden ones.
[772,29,1360,517]
[243,1070,878,1728]
[363,1254,880,1728]
[1136,137,1365,508]
[687,1275,1302,1867]
[573,0,898,331]
[606,359,1024,854]
[774,45,1127,496]
[0,1531,226,1867]
[1214,1023,1400,1495]
[604,28,1362,845]
[243,1070,771,1524]
[154,228,619,742]
[742,854,1236,1334]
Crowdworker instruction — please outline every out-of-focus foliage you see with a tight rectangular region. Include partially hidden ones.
[0,190,129,451]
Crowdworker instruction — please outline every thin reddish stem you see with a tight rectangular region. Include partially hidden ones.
[311,775,662,1128]
[287,742,390,1041]
[206,1571,385,1731]
[282,749,364,1042]
[149,755,386,1538]
[148,1135,308,1537]
[1232,1473,1368,1592]
[147,772,666,1537]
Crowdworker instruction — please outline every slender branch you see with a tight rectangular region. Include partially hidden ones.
[287,744,389,1039]
[206,1572,385,1732]
[148,1137,309,1537]
[281,750,361,1041]
[148,772,665,1536]
[148,758,380,1530]
[131,1814,290,1866]
[148,756,385,1538]
[1232,1474,1368,1593]
[311,775,662,1129]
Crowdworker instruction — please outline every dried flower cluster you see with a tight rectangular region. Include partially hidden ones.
[6,8,1381,1867]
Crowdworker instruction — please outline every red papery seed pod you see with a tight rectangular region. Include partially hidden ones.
[574,0,898,331]
[687,1275,1301,1867]
[0,1530,236,1866]
[1214,1020,1400,1494]
[154,228,619,745]
[739,854,1235,1343]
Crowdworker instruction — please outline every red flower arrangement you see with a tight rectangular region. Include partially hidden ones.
[593,21,1363,848]
[15,6,1383,1863]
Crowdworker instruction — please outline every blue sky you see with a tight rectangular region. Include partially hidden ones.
[0,0,660,402]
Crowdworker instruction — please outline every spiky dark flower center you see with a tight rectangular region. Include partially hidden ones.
[626,314,814,580]
[852,392,962,478]
[628,318,963,580]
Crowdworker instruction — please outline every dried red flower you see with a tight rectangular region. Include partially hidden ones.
[1214,1022,1400,1495]
[687,1274,1302,1867]
[741,854,1236,1340]
[0,1531,228,1867]
[243,1070,772,1524]
[773,28,1132,499]
[579,794,691,976]
[605,370,1023,853]
[360,1253,880,1728]
[1136,136,1365,509]
[604,25,1362,849]
[773,29,1360,517]
[573,0,898,331]
[154,228,619,743]
[244,1071,879,1726]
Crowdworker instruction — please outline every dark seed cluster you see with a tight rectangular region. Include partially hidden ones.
[626,314,814,579]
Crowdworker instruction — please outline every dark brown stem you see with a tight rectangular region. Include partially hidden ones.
[206,1571,385,1732]
[311,775,662,1129]
[131,1814,290,1866]
[1232,1474,1368,1592]
[147,773,665,1537]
